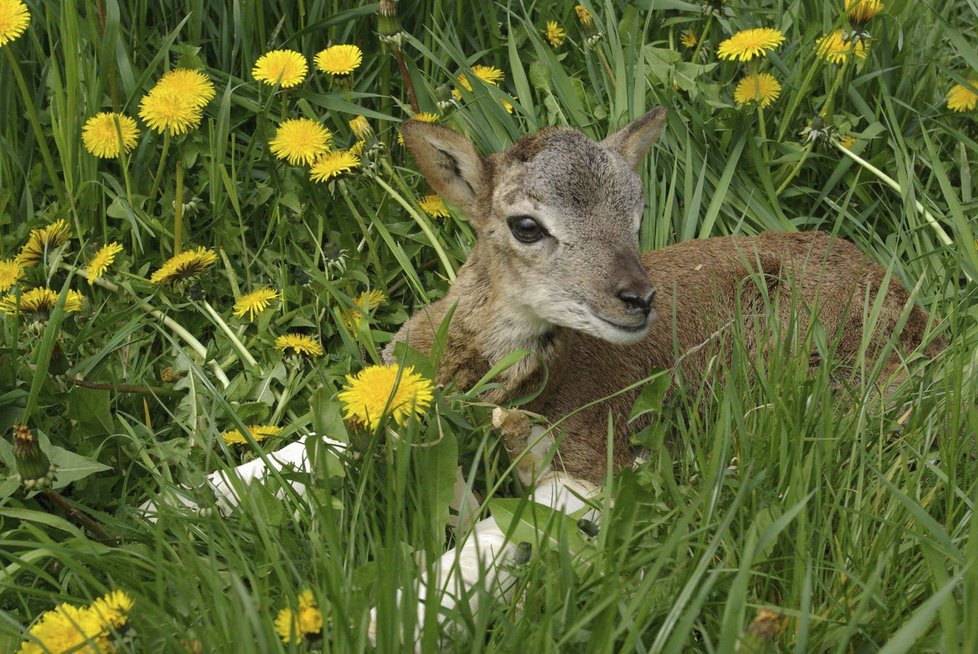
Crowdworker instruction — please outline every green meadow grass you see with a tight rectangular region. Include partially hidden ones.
[1,0,977,651]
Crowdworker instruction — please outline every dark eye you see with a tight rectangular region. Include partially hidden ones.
[507,215,546,243]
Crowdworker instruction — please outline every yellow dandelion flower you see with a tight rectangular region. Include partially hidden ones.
[575,5,593,27]
[269,118,332,166]
[315,44,363,76]
[221,424,282,445]
[453,65,505,100]
[16,219,70,267]
[342,289,386,330]
[233,287,281,320]
[16,603,109,654]
[418,194,449,218]
[274,591,323,644]
[252,49,308,88]
[149,247,218,285]
[275,333,324,358]
[139,87,203,135]
[88,590,134,630]
[470,64,505,87]
[0,287,84,316]
[816,30,868,64]
[717,27,785,62]
[154,68,216,109]
[348,115,372,139]
[681,29,698,49]
[947,81,978,112]
[0,258,23,292]
[85,242,123,284]
[338,363,434,430]
[0,0,29,48]
[845,0,884,25]
[839,134,856,149]
[349,140,366,157]
[543,21,566,47]
[274,608,299,644]
[81,112,140,159]
[733,72,781,108]
[309,150,360,183]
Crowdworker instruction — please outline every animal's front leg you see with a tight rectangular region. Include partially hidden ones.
[367,457,599,648]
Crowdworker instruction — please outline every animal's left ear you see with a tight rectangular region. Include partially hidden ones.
[600,107,667,169]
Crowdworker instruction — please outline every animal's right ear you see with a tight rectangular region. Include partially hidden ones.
[401,121,487,220]
[600,107,668,170]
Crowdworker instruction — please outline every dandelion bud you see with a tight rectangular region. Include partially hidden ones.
[160,367,185,383]
[12,424,57,490]
[584,32,605,49]
[514,541,532,564]
[377,0,406,47]
[577,518,600,538]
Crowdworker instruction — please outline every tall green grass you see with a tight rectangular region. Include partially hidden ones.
[1,0,976,651]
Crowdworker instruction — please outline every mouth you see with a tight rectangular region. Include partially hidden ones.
[596,314,649,333]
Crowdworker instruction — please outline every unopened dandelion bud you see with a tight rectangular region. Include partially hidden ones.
[740,608,785,651]
[160,367,185,383]
[514,541,532,564]
[584,32,605,49]
[12,424,56,490]
[377,0,406,46]
[577,518,599,538]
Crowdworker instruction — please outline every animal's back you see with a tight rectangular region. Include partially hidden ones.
[524,232,936,478]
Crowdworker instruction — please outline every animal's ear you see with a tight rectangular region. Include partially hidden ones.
[600,107,667,170]
[401,121,488,220]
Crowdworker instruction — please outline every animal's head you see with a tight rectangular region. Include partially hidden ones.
[401,108,666,345]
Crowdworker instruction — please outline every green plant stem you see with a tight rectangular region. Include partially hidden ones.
[832,140,961,255]
[4,48,66,207]
[758,106,769,161]
[200,300,259,369]
[595,49,616,90]
[375,161,457,282]
[149,132,171,201]
[775,142,814,196]
[62,264,232,386]
[690,16,713,64]
[338,185,385,275]
[270,367,299,425]
[821,60,849,119]
[777,58,821,142]
[173,159,185,255]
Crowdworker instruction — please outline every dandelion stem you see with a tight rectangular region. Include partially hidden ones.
[777,54,820,142]
[775,143,814,196]
[374,161,457,282]
[757,106,769,162]
[61,264,232,387]
[821,60,849,119]
[337,185,384,275]
[199,300,259,369]
[149,132,171,200]
[596,50,616,91]
[832,140,958,251]
[392,46,420,113]
[3,48,66,207]
[690,16,713,64]
[174,159,185,255]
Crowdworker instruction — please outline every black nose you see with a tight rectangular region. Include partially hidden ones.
[618,287,656,316]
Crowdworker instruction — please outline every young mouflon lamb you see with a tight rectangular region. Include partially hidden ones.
[168,108,940,645]
[388,107,938,485]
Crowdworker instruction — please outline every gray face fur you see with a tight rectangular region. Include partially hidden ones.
[485,130,655,344]
[400,108,666,346]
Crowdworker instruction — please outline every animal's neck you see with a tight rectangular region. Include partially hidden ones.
[447,247,565,400]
